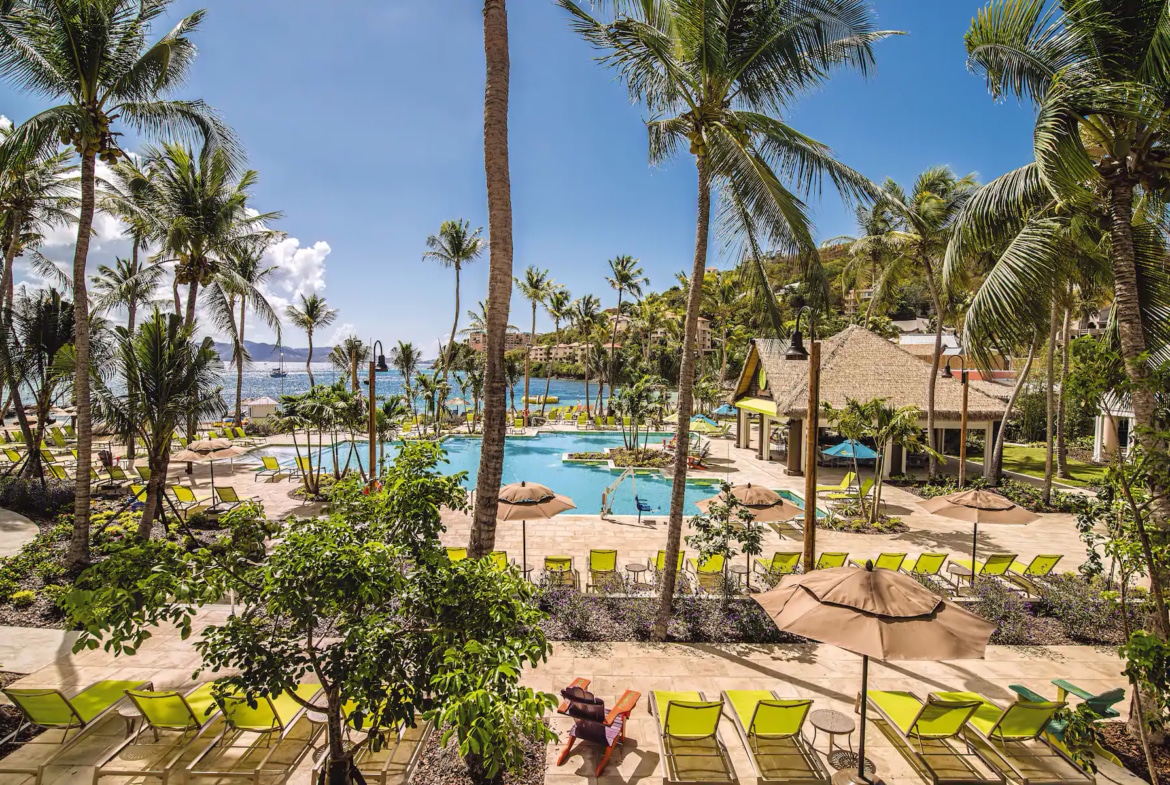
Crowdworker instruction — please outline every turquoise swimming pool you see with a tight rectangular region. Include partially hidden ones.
[253,432,818,517]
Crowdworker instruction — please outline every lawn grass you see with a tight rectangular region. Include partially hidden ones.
[1000,444,1107,487]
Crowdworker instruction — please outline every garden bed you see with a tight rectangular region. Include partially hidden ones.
[1099,721,1169,784]
[894,476,1087,514]
[412,722,549,785]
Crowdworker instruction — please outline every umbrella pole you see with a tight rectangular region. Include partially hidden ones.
[857,653,870,783]
[970,522,978,591]
[523,520,528,583]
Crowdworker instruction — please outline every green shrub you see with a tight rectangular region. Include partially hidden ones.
[9,589,36,608]
[0,477,73,516]
[40,584,70,609]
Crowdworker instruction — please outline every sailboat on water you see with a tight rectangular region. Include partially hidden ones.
[269,350,288,378]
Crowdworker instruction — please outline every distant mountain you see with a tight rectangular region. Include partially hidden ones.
[211,341,332,364]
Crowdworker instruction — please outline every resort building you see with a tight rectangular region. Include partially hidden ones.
[1093,391,1135,462]
[651,315,714,353]
[467,330,531,352]
[731,325,1007,479]
[843,287,874,316]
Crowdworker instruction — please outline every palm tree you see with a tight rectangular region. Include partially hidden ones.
[572,295,602,417]
[93,309,223,538]
[466,0,517,561]
[824,200,897,320]
[880,168,976,474]
[602,255,646,408]
[390,341,423,419]
[960,0,1170,532]
[423,219,485,383]
[561,0,888,640]
[328,337,370,393]
[702,272,742,387]
[0,0,235,568]
[286,294,337,387]
[540,288,572,415]
[514,266,556,425]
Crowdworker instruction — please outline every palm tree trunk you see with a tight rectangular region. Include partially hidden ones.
[653,154,710,642]
[1108,180,1170,605]
[1056,300,1071,479]
[922,258,944,476]
[443,265,460,385]
[66,152,97,570]
[524,302,534,425]
[235,307,246,426]
[306,330,315,387]
[137,451,169,540]
[1042,302,1058,505]
[0,214,37,456]
[539,319,557,416]
[583,354,591,419]
[184,280,199,327]
[469,0,514,559]
[991,337,1038,484]
[606,293,622,409]
[173,277,182,317]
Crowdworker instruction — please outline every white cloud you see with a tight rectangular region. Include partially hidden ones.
[0,116,12,132]
[260,237,331,314]
[324,322,357,346]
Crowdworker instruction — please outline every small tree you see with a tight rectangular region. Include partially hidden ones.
[685,481,766,595]
[64,442,556,785]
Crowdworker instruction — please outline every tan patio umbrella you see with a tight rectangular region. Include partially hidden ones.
[693,482,803,523]
[919,489,1037,587]
[754,564,997,785]
[497,481,576,577]
[172,438,247,488]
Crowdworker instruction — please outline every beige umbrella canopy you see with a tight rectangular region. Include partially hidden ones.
[920,489,1038,586]
[172,439,247,486]
[755,565,997,784]
[694,482,803,523]
[497,481,576,575]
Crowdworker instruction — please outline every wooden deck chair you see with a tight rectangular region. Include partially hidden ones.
[93,683,222,784]
[186,683,321,784]
[934,691,1088,785]
[649,549,686,576]
[814,552,848,570]
[816,472,856,494]
[1007,555,1063,595]
[650,691,734,784]
[687,554,726,593]
[544,556,579,589]
[253,455,282,482]
[445,547,467,561]
[556,679,641,778]
[755,552,801,582]
[212,486,256,513]
[722,691,826,784]
[850,553,907,571]
[587,549,620,592]
[903,553,948,577]
[865,690,996,785]
[135,465,151,481]
[948,554,1018,590]
[0,679,149,785]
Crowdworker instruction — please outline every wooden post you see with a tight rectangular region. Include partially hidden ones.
[368,360,377,481]
[958,370,969,488]
[803,341,820,573]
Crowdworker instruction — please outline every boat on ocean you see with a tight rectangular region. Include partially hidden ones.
[269,352,288,378]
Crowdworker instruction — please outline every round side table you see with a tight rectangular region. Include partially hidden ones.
[809,709,855,755]
[728,564,749,590]
[625,563,648,584]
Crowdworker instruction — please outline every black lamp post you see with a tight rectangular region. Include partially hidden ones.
[942,354,969,487]
[785,306,818,572]
[369,340,388,483]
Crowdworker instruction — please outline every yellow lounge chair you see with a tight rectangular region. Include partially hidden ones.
[649,549,686,576]
[445,547,467,561]
[849,553,907,571]
[814,552,848,570]
[211,486,257,513]
[816,472,857,493]
[948,553,1018,591]
[865,690,993,785]
[722,690,825,784]
[754,552,801,582]
[902,553,949,577]
[651,690,734,783]
[168,485,207,517]
[1007,555,1063,595]
[135,465,151,481]
[586,549,620,592]
[544,556,579,590]
[687,554,726,593]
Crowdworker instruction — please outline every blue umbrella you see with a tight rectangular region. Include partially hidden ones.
[822,439,880,460]
[690,414,719,427]
[713,404,735,416]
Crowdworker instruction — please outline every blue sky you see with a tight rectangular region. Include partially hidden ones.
[3,1,1039,358]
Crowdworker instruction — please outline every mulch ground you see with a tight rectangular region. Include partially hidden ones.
[0,672,40,760]
[411,723,549,785]
[1099,721,1170,784]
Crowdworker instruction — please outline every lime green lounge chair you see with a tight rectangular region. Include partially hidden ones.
[650,549,686,576]
[587,548,620,592]
[489,551,509,570]
[1,679,149,785]
[755,552,801,582]
[3,447,21,464]
[865,690,994,785]
[130,484,148,504]
[947,553,1017,590]
[445,547,467,561]
[722,691,825,784]
[934,691,1088,784]
[651,691,734,784]
[1007,555,1063,594]
[135,465,151,481]
[46,463,69,481]
[816,472,856,493]
[211,485,257,513]
[288,455,312,480]
[903,553,949,577]
[688,554,726,593]
[545,556,579,589]
[824,478,873,502]
[93,683,222,784]
[575,413,589,429]
[849,553,907,571]
[814,552,848,570]
[186,683,322,783]
[105,465,132,489]
[253,455,282,482]
[169,485,207,517]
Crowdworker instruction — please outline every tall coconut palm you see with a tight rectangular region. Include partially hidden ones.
[540,287,572,415]
[286,294,337,387]
[824,200,897,319]
[423,219,485,383]
[572,295,602,417]
[514,266,555,424]
[880,168,977,474]
[328,336,369,393]
[390,341,423,419]
[959,0,1170,533]
[91,256,164,460]
[468,0,516,560]
[561,0,888,640]
[0,0,235,569]
[602,255,646,407]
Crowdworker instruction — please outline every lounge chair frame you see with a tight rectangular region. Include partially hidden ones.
[864,690,1001,785]
[721,690,826,785]
[650,690,734,784]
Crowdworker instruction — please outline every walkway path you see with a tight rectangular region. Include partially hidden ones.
[0,507,37,559]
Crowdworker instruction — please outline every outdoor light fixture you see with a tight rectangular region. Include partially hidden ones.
[942,354,970,488]
[785,306,814,361]
[373,340,388,373]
